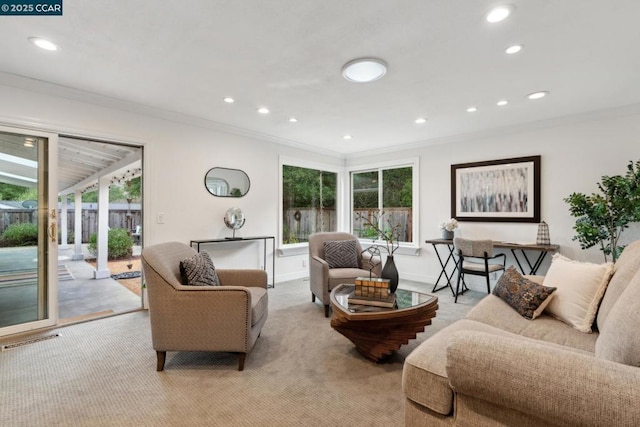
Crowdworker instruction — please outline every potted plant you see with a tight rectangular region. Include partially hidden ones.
[564,160,640,262]
[357,211,402,292]
[439,218,459,240]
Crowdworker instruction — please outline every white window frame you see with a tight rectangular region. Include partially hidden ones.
[278,156,344,255]
[348,157,420,255]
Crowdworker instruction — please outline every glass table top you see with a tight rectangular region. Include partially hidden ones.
[333,284,436,313]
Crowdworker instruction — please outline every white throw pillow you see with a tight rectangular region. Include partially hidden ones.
[543,253,613,333]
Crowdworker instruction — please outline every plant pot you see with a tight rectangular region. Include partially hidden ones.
[442,230,454,240]
[381,255,399,293]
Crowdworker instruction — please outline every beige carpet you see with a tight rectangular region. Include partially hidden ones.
[0,278,483,426]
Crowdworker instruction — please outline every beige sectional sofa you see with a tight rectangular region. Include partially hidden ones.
[403,240,640,426]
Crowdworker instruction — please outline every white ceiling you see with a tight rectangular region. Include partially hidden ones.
[0,1,639,155]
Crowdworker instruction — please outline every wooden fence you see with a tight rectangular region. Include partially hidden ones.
[283,207,412,243]
[0,208,141,243]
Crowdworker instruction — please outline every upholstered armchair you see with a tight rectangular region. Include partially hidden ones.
[308,232,382,317]
[141,242,268,371]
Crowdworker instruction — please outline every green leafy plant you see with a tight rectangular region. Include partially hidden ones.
[88,228,134,259]
[1,223,38,246]
[564,160,640,262]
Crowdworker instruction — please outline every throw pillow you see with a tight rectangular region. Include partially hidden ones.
[543,253,613,333]
[492,266,557,320]
[179,252,220,286]
[324,240,359,269]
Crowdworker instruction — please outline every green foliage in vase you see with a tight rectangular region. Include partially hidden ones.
[564,160,640,262]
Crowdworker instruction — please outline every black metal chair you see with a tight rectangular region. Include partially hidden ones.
[453,237,506,303]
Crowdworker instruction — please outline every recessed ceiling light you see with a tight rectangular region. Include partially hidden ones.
[223,97,235,103]
[257,107,270,114]
[415,117,427,124]
[342,58,387,83]
[467,106,478,113]
[343,134,352,140]
[289,117,298,123]
[505,44,523,54]
[497,100,509,106]
[527,91,549,100]
[28,37,59,51]
[486,5,513,23]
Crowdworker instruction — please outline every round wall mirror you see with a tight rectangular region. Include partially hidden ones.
[205,167,250,197]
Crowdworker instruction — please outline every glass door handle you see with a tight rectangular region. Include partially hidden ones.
[49,209,57,242]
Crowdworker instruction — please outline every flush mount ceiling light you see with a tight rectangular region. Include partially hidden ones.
[486,5,513,23]
[28,37,59,51]
[257,107,270,114]
[343,134,353,140]
[288,117,298,123]
[527,91,549,100]
[467,106,478,113]
[505,44,523,54]
[223,97,235,103]
[497,100,509,106]
[342,58,387,83]
[415,117,427,124]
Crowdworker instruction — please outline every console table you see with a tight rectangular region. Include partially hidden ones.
[425,239,559,295]
[190,236,275,288]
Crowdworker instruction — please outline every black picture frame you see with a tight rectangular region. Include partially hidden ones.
[451,155,541,223]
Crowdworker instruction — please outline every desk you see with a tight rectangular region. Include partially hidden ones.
[425,239,559,295]
[190,236,275,288]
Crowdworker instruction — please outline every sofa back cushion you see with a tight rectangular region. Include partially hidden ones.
[596,240,640,331]
[595,267,640,366]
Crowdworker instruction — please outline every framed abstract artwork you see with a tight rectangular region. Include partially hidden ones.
[451,155,541,222]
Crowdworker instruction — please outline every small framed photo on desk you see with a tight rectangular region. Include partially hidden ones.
[451,155,541,223]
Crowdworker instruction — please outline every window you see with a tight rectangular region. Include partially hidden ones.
[281,163,338,244]
[352,163,415,245]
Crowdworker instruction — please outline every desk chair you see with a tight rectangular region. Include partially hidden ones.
[453,237,506,303]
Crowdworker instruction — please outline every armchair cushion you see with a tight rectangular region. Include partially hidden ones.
[179,252,221,286]
[492,266,556,320]
[323,240,359,269]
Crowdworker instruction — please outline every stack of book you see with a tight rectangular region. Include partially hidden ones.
[348,277,396,308]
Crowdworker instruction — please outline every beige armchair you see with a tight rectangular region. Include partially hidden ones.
[141,242,268,371]
[308,232,382,317]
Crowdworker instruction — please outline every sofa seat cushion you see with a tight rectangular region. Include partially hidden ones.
[403,319,545,416]
[247,287,268,326]
[465,295,598,352]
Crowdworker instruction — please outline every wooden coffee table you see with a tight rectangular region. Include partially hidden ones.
[329,284,438,362]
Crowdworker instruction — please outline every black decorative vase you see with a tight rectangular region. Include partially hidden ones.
[381,255,399,293]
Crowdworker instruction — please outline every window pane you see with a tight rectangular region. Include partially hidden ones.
[382,167,412,243]
[282,165,337,244]
[352,171,379,239]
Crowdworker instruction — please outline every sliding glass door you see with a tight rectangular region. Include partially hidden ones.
[0,126,58,335]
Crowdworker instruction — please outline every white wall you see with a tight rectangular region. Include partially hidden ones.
[1,79,639,290]
[348,107,640,290]
[0,81,342,284]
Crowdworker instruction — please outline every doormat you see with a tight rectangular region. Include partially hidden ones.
[111,271,141,280]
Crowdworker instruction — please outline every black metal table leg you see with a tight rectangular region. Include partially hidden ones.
[431,243,458,296]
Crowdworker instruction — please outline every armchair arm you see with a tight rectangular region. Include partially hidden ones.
[310,255,330,301]
[216,269,267,288]
[447,331,640,426]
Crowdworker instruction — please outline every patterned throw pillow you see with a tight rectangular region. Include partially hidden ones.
[323,240,359,269]
[179,252,220,286]
[493,266,557,320]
